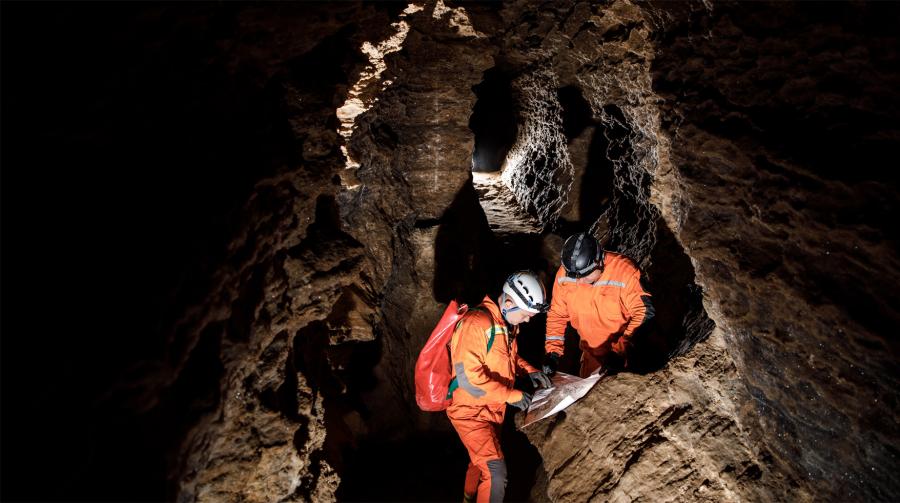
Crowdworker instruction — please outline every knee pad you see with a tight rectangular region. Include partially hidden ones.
[486,459,507,503]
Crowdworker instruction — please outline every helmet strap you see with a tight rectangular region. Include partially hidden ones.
[499,293,521,322]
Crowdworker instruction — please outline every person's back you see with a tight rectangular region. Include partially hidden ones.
[447,299,521,418]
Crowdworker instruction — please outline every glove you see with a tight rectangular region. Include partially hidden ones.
[542,352,560,376]
[528,371,552,389]
[507,391,532,411]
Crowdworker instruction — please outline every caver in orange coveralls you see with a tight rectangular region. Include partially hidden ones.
[447,296,536,503]
[545,252,654,376]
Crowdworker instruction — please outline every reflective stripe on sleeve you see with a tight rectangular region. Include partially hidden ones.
[545,336,565,341]
[593,280,625,287]
[454,362,486,398]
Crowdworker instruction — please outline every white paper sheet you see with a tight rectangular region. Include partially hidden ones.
[520,370,605,428]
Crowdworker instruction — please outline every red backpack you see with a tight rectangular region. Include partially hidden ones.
[414,300,469,411]
[414,301,497,411]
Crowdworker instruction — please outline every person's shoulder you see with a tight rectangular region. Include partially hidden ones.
[553,265,576,287]
[461,308,493,327]
[605,251,640,273]
[553,265,566,278]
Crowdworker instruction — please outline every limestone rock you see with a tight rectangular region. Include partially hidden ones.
[67,1,899,501]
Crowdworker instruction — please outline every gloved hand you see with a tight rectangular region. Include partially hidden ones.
[542,352,560,376]
[527,371,552,389]
[507,391,532,411]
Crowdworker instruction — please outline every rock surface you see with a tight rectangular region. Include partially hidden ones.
[16,1,895,502]
[519,329,784,502]
[648,2,900,499]
[170,0,897,501]
[167,1,897,501]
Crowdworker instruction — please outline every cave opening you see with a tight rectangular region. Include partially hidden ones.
[469,67,517,173]
[558,85,593,140]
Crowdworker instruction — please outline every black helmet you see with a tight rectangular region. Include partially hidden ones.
[561,232,602,278]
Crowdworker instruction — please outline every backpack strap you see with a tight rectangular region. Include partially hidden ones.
[446,305,497,399]
[468,306,497,352]
[446,377,459,398]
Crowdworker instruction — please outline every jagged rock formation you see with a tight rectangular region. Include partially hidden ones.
[520,329,781,502]
[153,1,900,501]
[8,1,896,502]
[649,2,900,500]
[152,3,502,501]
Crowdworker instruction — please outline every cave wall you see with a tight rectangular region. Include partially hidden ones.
[8,1,897,502]
[113,4,406,501]
[339,3,497,439]
[470,0,899,500]
[138,3,501,501]
[648,2,900,499]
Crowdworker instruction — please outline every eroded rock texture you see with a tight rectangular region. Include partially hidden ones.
[483,1,898,501]
[131,3,503,502]
[42,1,897,502]
[521,330,781,502]
[648,2,900,500]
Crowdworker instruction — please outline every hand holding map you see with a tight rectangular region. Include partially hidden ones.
[520,370,606,428]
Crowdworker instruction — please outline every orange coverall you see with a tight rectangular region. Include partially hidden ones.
[545,252,654,376]
[447,296,537,503]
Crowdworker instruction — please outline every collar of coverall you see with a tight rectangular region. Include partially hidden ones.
[558,266,605,286]
[482,295,519,334]
[479,295,503,323]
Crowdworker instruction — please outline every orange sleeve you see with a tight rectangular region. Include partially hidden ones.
[516,354,538,375]
[544,267,569,356]
[451,313,515,403]
[617,269,654,347]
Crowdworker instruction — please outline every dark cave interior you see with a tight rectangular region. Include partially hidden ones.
[2,1,899,502]
[1,3,295,500]
[0,4,745,499]
[470,67,517,173]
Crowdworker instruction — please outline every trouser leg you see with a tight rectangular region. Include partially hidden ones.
[463,462,479,501]
[581,345,627,377]
[449,417,506,503]
[483,458,507,503]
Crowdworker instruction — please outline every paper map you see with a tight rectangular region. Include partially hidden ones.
[521,370,605,428]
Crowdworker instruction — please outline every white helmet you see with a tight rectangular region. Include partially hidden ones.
[502,271,549,314]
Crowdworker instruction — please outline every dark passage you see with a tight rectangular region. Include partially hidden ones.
[2,3,289,500]
[470,67,518,173]
[558,85,594,140]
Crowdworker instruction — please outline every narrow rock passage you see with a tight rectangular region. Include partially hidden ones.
[473,171,542,235]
